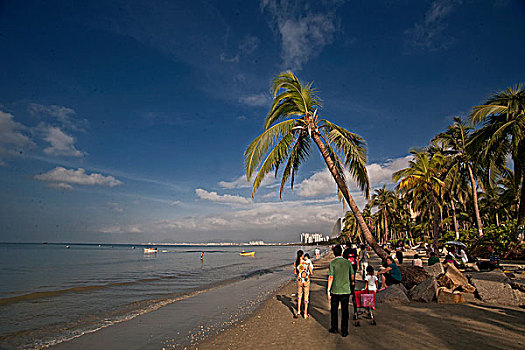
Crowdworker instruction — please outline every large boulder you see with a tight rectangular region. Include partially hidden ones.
[400,265,430,290]
[376,284,410,304]
[437,287,465,303]
[425,262,445,278]
[469,270,522,306]
[509,275,525,293]
[409,276,438,303]
[438,263,476,293]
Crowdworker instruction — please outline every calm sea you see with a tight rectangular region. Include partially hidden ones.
[0,243,318,349]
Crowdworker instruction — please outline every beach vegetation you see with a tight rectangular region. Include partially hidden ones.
[245,73,524,257]
[469,84,525,241]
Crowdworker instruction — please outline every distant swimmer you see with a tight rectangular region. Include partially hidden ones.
[201,252,204,260]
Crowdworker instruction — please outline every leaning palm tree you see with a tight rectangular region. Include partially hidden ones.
[432,117,484,237]
[470,84,525,241]
[393,151,445,251]
[244,71,388,259]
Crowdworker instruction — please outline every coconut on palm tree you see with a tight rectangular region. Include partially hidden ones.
[469,84,525,241]
[244,71,388,259]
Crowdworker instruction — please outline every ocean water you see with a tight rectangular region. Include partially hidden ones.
[0,243,317,349]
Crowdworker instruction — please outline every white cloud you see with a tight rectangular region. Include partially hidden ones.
[195,188,252,205]
[220,35,260,63]
[100,198,343,240]
[278,14,336,70]
[262,0,343,70]
[170,200,181,206]
[219,174,277,189]
[48,182,73,191]
[404,0,462,52]
[367,156,412,186]
[39,126,85,157]
[297,169,336,197]
[297,155,412,197]
[219,175,251,189]
[239,93,270,107]
[108,202,124,213]
[34,167,123,190]
[28,103,88,131]
[100,225,142,234]
[0,111,34,165]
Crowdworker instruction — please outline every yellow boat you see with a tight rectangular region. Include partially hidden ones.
[240,251,255,257]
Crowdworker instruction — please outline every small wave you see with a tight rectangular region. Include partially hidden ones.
[0,275,178,307]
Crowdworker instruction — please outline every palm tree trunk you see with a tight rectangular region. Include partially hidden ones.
[518,175,525,242]
[451,199,459,240]
[429,191,441,253]
[467,164,483,237]
[311,131,388,260]
[383,210,390,242]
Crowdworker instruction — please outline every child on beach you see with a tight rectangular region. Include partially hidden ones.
[363,265,378,310]
[365,266,378,292]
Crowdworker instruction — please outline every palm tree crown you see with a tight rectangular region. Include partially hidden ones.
[245,71,369,199]
[469,84,525,240]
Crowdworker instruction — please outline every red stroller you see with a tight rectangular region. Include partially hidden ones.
[353,289,376,326]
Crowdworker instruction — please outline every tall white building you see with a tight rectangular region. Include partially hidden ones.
[300,232,330,244]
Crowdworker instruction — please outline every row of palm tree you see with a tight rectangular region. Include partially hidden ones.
[244,71,524,258]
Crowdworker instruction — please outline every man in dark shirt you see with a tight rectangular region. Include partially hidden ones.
[477,245,500,270]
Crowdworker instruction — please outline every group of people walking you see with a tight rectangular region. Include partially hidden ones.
[295,244,403,337]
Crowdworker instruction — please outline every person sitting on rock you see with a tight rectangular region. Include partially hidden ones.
[476,245,500,271]
[412,254,423,267]
[377,256,402,290]
[443,253,458,267]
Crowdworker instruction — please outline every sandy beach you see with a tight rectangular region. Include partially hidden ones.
[43,252,525,350]
[191,254,525,350]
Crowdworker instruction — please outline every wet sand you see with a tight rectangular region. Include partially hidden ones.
[49,265,294,350]
[192,255,525,350]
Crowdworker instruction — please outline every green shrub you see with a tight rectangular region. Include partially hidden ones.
[442,220,525,259]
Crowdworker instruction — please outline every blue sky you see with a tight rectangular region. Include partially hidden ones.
[1,0,524,243]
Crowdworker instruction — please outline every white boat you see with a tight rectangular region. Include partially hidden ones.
[144,248,158,254]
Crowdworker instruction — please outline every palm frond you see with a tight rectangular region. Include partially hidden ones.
[264,71,320,129]
[320,120,370,197]
[279,130,311,199]
[251,130,295,197]
[244,119,297,180]
[470,105,508,125]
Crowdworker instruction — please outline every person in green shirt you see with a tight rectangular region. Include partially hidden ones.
[327,245,354,337]
[428,252,440,266]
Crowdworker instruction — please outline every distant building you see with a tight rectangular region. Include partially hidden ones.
[300,232,330,244]
[331,217,345,239]
[249,240,265,245]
